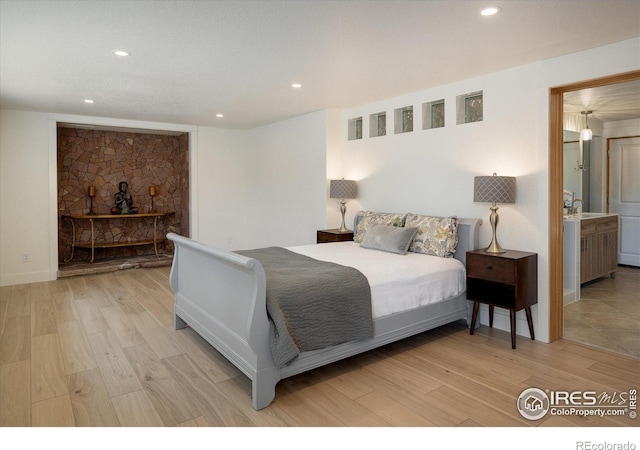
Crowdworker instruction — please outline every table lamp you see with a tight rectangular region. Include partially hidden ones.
[149,185,157,212]
[87,185,96,215]
[473,173,516,253]
[329,179,357,232]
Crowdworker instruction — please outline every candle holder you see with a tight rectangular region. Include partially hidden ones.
[149,186,157,212]
[87,186,96,215]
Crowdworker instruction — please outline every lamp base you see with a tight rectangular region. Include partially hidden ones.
[484,204,506,254]
[338,200,348,232]
[484,240,506,254]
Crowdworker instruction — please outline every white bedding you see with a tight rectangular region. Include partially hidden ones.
[287,241,466,319]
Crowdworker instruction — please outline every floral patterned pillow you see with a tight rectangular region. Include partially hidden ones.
[404,214,459,257]
[354,211,407,243]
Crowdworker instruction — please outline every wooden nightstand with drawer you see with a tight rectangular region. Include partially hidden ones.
[466,249,538,349]
[317,229,354,244]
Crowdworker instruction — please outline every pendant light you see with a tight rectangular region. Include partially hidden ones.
[580,110,593,141]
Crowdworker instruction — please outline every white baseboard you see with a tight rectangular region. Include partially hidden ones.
[476,304,539,341]
[0,270,56,287]
[563,288,578,306]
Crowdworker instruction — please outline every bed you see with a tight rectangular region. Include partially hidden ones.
[167,211,482,410]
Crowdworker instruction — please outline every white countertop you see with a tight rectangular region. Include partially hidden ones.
[563,212,618,221]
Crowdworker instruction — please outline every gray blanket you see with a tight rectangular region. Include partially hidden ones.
[235,247,373,368]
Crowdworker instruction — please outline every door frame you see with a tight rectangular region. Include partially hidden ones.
[548,70,640,342]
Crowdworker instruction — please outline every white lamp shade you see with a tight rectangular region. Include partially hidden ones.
[580,127,593,141]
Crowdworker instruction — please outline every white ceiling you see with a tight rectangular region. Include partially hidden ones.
[564,80,640,125]
[1,0,639,130]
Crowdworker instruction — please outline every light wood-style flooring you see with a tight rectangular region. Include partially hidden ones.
[1,267,638,427]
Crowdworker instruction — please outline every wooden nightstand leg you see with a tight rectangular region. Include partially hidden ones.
[489,305,494,327]
[510,310,516,349]
[525,307,535,341]
[470,302,480,335]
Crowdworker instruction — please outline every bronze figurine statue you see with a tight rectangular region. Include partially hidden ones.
[111,181,139,214]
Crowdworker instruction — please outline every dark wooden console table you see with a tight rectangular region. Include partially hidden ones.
[61,212,174,263]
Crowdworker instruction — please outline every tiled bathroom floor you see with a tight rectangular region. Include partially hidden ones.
[564,265,640,358]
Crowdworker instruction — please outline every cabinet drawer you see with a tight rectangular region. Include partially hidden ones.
[596,217,618,232]
[317,230,353,243]
[467,256,515,284]
[319,233,341,242]
[581,220,596,236]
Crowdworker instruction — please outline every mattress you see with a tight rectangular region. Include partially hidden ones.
[287,241,466,319]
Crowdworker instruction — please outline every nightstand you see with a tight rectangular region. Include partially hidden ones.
[317,229,354,244]
[466,249,538,349]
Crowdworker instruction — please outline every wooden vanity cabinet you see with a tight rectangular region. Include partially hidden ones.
[597,218,618,278]
[580,221,597,283]
[580,216,618,284]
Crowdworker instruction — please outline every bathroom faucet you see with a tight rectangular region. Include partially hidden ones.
[569,198,583,215]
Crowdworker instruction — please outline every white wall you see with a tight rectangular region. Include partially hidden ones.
[0,110,52,285]
[339,63,543,340]
[242,110,330,249]
[194,126,249,251]
[0,108,329,285]
[337,37,640,343]
[0,111,200,285]
[325,109,344,229]
[340,64,539,237]
[0,109,282,286]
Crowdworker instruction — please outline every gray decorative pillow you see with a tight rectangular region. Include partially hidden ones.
[360,224,418,255]
[354,211,407,243]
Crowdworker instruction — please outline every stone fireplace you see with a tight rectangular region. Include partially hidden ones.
[57,126,189,266]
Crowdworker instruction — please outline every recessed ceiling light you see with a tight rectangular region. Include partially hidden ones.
[114,50,130,57]
[480,6,501,16]
[291,83,302,89]
[216,114,224,118]
[84,99,94,104]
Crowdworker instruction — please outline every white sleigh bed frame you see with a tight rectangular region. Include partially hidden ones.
[167,213,482,410]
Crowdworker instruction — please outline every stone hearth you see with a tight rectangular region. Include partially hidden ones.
[58,254,173,278]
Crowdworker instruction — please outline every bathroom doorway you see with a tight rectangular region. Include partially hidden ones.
[549,71,639,337]
[549,70,640,356]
